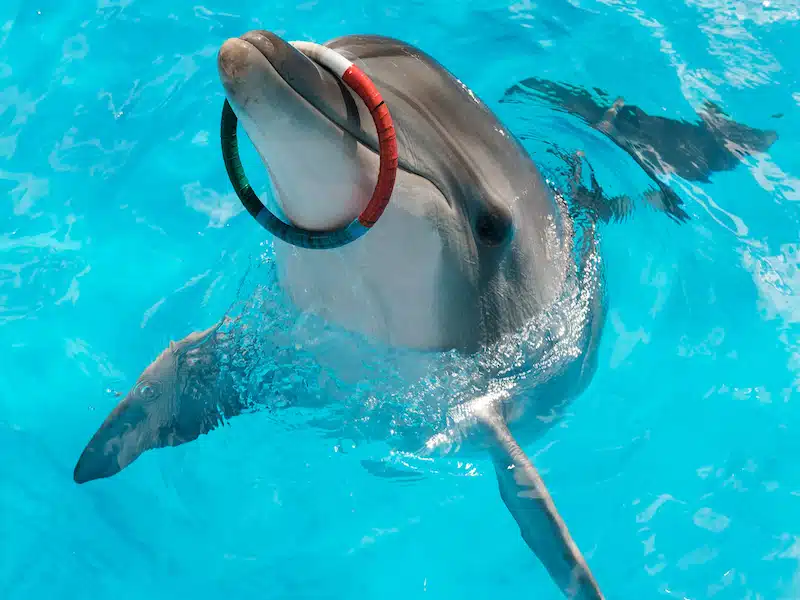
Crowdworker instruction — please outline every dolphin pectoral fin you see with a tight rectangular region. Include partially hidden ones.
[72,391,240,484]
[73,396,166,484]
[478,412,604,600]
[562,149,638,224]
[73,325,248,484]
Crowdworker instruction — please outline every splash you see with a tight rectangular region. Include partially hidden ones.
[210,171,605,476]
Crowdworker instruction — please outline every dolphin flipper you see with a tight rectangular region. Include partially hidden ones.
[477,406,604,600]
[73,321,251,484]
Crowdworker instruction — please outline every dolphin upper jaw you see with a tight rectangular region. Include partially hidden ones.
[217,38,257,90]
[218,33,287,104]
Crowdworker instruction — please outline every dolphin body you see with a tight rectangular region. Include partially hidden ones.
[71,32,692,599]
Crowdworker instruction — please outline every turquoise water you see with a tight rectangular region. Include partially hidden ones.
[3,0,800,598]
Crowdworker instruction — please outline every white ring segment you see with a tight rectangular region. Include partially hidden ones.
[290,41,353,78]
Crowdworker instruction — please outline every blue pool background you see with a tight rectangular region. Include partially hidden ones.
[3,0,800,598]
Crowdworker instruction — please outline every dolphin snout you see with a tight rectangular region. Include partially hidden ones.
[217,37,258,87]
[217,32,303,113]
[217,30,312,93]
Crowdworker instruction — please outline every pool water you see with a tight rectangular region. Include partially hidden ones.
[3,0,800,598]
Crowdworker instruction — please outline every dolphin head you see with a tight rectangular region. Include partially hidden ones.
[215,31,572,351]
[73,324,236,484]
[216,31,525,245]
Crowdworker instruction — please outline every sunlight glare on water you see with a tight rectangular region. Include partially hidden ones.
[2,0,800,599]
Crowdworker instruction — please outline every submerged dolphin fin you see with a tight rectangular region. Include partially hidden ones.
[73,321,250,484]
[476,404,604,600]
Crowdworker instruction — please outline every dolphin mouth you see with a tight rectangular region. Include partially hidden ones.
[219,32,368,149]
[217,31,420,184]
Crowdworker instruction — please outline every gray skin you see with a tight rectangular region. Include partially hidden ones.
[74,32,620,599]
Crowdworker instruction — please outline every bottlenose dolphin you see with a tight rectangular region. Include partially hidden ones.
[71,32,687,599]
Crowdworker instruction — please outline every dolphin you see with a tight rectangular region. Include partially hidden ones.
[70,32,675,599]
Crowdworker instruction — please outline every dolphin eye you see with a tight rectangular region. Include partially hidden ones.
[475,210,513,247]
[135,380,161,400]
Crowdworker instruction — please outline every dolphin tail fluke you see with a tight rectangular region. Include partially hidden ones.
[478,408,604,600]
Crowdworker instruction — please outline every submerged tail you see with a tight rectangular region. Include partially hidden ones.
[476,403,604,599]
